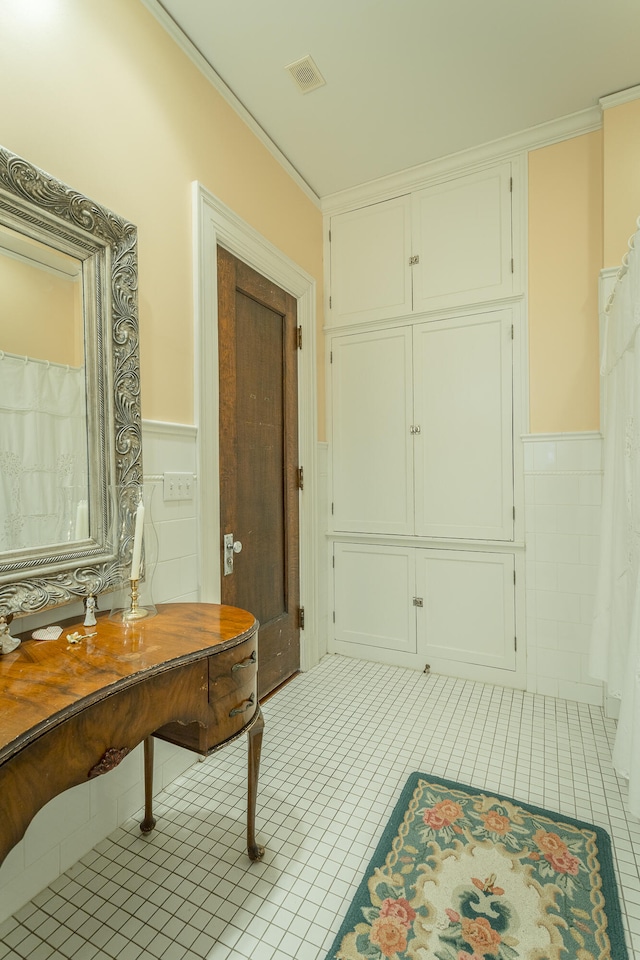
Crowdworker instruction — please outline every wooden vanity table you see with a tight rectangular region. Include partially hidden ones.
[0,602,264,867]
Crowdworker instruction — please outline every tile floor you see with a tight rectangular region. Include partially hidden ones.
[1,654,639,959]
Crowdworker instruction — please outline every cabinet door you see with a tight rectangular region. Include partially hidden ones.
[412,164,513,312]
[416,549,516,673]
[331,328,414,535]
[332,542,420,667]
[413,311,513,540]
[329,196,412,326]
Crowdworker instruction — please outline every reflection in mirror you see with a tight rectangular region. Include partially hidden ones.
[0,144,142,616]
[0,225,89,553]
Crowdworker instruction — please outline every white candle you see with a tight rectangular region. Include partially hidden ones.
[75,499,89,540]
[130,500,145,581]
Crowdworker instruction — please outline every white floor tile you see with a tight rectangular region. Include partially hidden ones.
[0,655,638,958]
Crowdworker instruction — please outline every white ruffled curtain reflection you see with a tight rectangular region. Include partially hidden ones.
[590,220,640,818]
[0,354,88,552]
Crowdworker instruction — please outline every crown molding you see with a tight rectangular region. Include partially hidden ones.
[137,0,321,209]
[321,106,601,215]
[599,84,640,111]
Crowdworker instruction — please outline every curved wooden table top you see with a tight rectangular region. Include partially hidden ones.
[0,602,257,762]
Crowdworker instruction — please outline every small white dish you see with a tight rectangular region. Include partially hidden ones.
[32,626,63,641]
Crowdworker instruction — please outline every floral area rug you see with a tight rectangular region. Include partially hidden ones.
[326,773,627,960]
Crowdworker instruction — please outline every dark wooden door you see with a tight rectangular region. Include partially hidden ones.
[217,246,300,699]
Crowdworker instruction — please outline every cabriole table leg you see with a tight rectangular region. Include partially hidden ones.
[247,707,265,860]
[140,736,157,834]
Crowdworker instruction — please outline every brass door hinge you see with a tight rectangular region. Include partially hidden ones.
[297,326,302,349]
[297,466,304,490]
[299,607,305,630]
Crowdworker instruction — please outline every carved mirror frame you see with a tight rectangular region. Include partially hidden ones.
[0,146,142,615]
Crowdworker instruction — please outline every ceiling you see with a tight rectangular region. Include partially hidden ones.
[154,0,640,199]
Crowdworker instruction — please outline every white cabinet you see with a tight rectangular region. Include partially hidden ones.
[330,309,514,541]
[415,549,515,673]
[328,163,514,327]
[327,159,523,687]
[333,542,517,678]
[333,542,415,659]
[329,195,412,326]
[412,164,513,313]
[413,311,513,540]
[331,326,414,535]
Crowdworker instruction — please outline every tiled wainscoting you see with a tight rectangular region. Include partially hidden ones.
[524,432,603,705]
[0,422,200,924]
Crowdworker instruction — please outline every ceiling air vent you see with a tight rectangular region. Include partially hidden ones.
[285,55,326,94]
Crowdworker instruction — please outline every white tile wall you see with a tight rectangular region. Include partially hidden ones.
[523,432,604,706]
[0,421,201,924]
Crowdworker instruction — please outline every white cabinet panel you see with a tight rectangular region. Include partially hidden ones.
[332,328,414,534]
[329,196,412,326]
[416,549,516,672]
[333,542,416,655]
[412,164,513,312]
[413,311,513,540]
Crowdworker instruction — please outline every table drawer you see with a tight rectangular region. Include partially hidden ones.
[209,636,257,701]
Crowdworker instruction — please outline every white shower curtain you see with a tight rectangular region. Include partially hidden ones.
[0,354,87,552]
[590,219,640,818]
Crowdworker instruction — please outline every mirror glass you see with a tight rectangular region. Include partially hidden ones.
[0,224,89,553]
[0,145,142,616]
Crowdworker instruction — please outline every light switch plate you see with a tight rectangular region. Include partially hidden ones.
[163,472,194,501]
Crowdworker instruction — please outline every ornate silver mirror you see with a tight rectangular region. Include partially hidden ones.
[0,146,142,614]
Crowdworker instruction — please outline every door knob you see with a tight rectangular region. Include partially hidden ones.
[223,533,241,575]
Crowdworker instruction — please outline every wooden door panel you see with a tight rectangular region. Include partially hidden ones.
[235,294,286,628]
[218,248,300,699]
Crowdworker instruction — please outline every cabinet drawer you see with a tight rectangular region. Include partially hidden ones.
[207,677,257,744]
[154,637,258,755]
[209,636,257,700]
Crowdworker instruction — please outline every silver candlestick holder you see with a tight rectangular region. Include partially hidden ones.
[109,484,157,622]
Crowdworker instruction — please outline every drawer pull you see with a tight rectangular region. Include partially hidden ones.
[229,694,255,718]
[231,651,256,673]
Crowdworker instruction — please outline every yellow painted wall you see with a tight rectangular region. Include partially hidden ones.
[0,255,81,365]
[528,132,603,433]
[0,0,323,426]
[603,98,640,267]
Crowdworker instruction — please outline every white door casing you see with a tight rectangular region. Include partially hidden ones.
[193,183,319,670]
